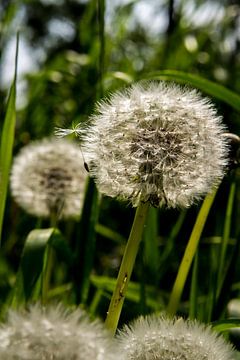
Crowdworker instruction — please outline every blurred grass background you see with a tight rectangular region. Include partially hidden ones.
[1,0,240,347]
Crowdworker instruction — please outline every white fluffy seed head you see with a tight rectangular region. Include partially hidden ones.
[11,138,87,219]
[116,315,236,360]
[0,305,115,360]
[82,82,228,208]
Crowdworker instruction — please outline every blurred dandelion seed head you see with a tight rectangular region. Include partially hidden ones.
[0,305,115,360]
[116,315,235,360]
[11,138,87,219]
[82,82,228,208]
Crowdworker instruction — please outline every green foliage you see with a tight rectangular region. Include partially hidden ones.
[9,228,73,307]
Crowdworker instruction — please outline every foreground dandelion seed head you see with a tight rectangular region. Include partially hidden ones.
[82,82,228,208]
[0,305,115,360]
[11,138,87,219]
[116,315,235,360]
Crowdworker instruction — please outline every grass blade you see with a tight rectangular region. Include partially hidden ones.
[0,33,19,243]
[217,182,236,296]
[9,228,73,306]
[167,188,218,316]
[143,70,240,112]
[212,319,240,332]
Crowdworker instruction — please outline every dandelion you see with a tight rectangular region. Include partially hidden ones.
[116,315,235,360]
[10,138,87,219]
[95,82,229,333]
[0,305,115,360]
[82,82,228,208]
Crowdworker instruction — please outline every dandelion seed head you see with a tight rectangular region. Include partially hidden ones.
[0,305,115,360]
[116,315,235,360]
[82,82,228,208]
[11,138,87,219]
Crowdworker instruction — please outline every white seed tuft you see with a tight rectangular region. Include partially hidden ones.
[116,315,236,360]
[0,305,115,360]
[11,138,87,219]
[82,82,228,208]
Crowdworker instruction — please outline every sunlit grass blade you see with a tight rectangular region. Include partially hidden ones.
[9,228,73,307]
[212,319,240,332]
[167,188,218,316]
[143,70,240,112]
[0,33,19,243]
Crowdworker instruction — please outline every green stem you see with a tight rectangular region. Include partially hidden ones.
[167,188,218,316]
[105,201,150,334]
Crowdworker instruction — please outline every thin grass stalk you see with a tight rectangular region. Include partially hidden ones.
[216,181,236,297]
[205,244,218,322]
[89,289,104,316]
[159,209,187,272]
[105,201,150,335]
[167,188,218,316]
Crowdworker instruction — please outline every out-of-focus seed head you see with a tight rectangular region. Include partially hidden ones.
[0,305,115,360]
[116,315,235,360]
[82,82,228,208]
[11,138,87,219]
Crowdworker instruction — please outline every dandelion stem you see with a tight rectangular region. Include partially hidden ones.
[105,201,150,334]
[167,188,218,316]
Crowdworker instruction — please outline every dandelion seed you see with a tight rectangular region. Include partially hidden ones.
[116,315,235,360]
[0,305,115,360]
[82,82,228,208]
[54,123,87,138]
[10,138,87,219]
[54,127,77,138]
